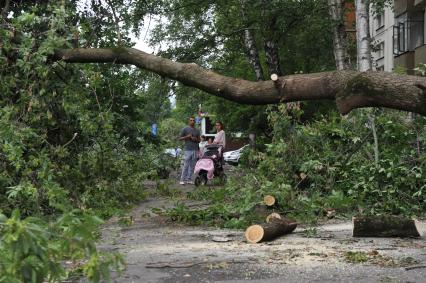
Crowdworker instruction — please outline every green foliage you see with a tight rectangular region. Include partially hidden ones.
[0,209,124,283]
[0,3,173,281]
[345,251,369,263]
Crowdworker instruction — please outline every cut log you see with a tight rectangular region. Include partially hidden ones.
[263,195,276,206]
[245,218,297,243]
[266,212,281,223]
[352,215,420,238]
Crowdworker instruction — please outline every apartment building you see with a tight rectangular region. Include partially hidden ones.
[370,0,426,73]
[370,5,394,71]
[393,0,426,73]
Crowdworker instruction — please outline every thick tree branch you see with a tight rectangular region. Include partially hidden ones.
[52,48,426,115]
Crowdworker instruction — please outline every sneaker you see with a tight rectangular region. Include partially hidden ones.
[186,181,194,185]
[179,181,185,185]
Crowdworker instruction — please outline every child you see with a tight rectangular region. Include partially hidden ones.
[198,135,208,158]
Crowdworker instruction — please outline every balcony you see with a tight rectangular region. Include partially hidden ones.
[395,0,423,16]
[415,44,426,65]
[395,51,415,73]
[414,0,426,7]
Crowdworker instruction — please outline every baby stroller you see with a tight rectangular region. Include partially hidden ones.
[194,144,227,186]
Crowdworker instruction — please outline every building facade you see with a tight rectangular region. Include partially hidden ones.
[370,5,394,71]
[370,0,426,73]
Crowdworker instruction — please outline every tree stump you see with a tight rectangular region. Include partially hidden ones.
[245,218,297,243]
[352,215,420,238]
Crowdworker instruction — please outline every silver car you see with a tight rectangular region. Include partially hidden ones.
[223,145,249,164]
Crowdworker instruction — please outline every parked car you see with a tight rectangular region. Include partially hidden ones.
[223,145,249,165]
[164,147,182,158]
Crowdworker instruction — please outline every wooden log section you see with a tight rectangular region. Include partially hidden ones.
[266,212,281,223]
[263,195,276,206]
[245,218,297,243]
[353,215,420,238]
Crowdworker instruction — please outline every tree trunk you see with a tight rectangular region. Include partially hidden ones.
[240,1,264,81]
[353,215,420,237]
[328,0,351,70]
[52,48,426,115]
[368,113,379,166]
[355,0,372,72]
[245,218,297,243]
[1,0,10,21]
[262,0,282,76]
[243,29,264,81]
[356,0,379,166]
[264,39,282,76]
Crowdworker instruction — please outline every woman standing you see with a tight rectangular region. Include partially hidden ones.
[213,121,226,150]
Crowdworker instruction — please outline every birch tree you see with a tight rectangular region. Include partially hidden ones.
[240,1,265,81]
[327,0,351,70]
[356,0,379,165]
[355,0,372,71]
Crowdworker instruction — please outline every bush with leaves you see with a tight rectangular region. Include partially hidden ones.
[0,209,124,283]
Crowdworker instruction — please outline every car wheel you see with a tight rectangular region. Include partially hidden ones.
[195,176,202,187]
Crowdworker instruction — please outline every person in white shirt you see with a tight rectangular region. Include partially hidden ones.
[198,135,208,158]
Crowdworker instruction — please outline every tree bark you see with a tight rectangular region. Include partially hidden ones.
[243,28,265,81]
[368,113,379,166]
[355,0,379,166]
[52,48,426,115]
[1,0,10,21]
[264,39,282,76]
[262,0,282,76]
[328,0,351,70]
[355,0,372,72]
[240,1,264,81]
[353,215,420,237]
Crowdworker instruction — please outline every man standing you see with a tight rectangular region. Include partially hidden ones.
[178,116,200,185]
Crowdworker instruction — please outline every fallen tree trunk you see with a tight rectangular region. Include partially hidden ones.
[245,218,297,243]
[352,215,420,238]
[52,48,426,115]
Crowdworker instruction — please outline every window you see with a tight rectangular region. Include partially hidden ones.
[376,13,385,30]
[205,117,214,134]
[393,12,424,55]
[377,42,385,59]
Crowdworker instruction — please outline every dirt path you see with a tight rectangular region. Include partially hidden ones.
[96,178,426,283]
